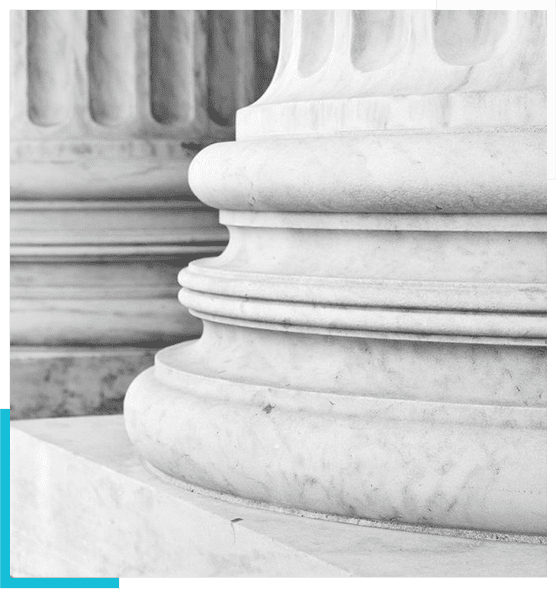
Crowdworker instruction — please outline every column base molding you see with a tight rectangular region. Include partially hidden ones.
[124,346,546,537]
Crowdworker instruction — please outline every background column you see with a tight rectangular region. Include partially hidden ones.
[10,10,280,418]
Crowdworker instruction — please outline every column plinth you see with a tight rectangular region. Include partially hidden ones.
[125,10,546,537]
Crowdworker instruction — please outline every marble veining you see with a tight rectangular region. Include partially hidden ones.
[125,9,546,538]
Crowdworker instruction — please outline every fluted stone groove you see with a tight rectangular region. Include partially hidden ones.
[27,11,73,127]
[125,10,546,538]
[150,11,197,125]
[88,11,136,126]
[10,10,280,419]
[207,11,257,127]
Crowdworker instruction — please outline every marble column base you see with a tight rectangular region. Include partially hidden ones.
[10,415,546,577]
[125,339,546,538]
[10,347,158,419]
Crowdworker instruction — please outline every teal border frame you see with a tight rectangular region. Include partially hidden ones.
[0,410,119,588]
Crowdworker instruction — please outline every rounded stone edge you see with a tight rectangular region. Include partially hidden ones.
[188,132,546,214]
[124,363,547,536]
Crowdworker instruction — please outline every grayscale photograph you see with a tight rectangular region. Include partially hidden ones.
[8,6,547,580]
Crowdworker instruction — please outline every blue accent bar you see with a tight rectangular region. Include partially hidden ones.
[0,409,119,587]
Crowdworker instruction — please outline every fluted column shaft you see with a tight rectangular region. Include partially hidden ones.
[10,10,279,418]
[125,10,546,539]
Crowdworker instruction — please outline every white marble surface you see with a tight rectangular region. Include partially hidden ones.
[239,10,545,137]
[11,416,547,577]
[189,133,546,214]
[126,352,546,536]
[125,9,546,537]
